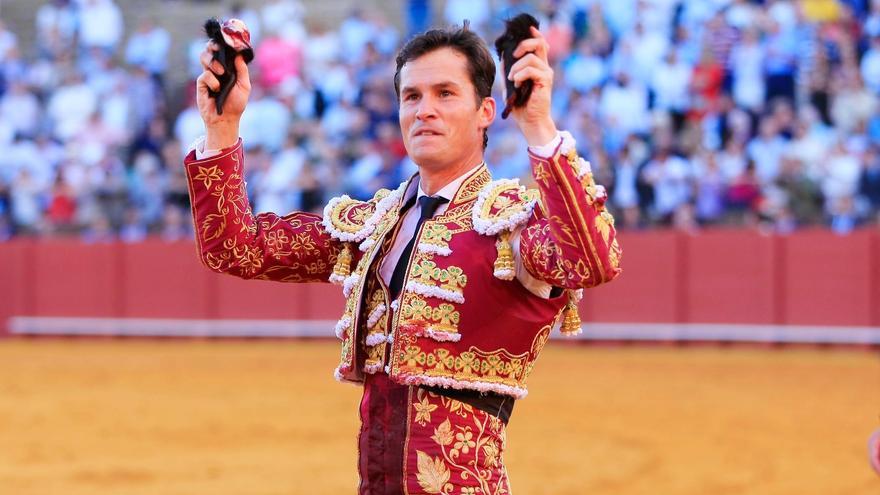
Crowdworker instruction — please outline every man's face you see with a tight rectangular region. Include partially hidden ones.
[398,48,494,171]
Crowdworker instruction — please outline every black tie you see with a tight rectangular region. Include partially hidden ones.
[389,195,448,300]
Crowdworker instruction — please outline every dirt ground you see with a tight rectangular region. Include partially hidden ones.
[0,339,876,495]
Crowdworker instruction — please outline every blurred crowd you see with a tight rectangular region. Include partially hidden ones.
[1,0,880,242]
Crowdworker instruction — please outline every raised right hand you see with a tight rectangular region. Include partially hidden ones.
[196,40,251,149]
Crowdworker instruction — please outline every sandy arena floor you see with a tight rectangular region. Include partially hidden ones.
[0,339,876,495]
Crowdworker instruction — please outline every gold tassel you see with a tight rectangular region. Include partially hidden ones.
[560,291,582,335]
[332,242,353,280]
[493,231,515,280]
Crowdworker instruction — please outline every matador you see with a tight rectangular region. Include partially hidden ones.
[186,21,621,495]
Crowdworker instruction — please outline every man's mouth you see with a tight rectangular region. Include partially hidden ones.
[414,129,442,137]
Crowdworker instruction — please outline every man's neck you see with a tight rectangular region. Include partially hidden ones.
[418,156,484,196]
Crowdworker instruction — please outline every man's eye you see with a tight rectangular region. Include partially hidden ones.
[440,90,452,97]
[405,93,419,101]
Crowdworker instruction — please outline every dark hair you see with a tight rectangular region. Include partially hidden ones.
[394,22,496,149]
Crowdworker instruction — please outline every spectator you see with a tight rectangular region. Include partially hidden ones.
[0,81,42,138]
[174,101,204,157]
[159,204,190,242]
[860,35,880,93]
[830,72,879,135]
[725,160,763,225]
[0,20,18,63]
[730,28,766,112]
[35,0,77,58]
[45,170,76,231]
[76,0,123,55]
[599,71,650,145]
[10,169,43,234]
[261,0,305,41]
[610,136,647,216]
[641,131,693,222]
[829,195,859,234]
[339,9,377,64]
[562,39,607,94]
[726,0,761,29]
[788,109,832,180]
[692,150,726,224]
[124,17,171,84]
[239,86,292,153]
[703,10,739,70]
[776,154,823,225]
[747,116,789,185]
[443,0,491,34]
[620,20,669,86]
[254,26,302,90]
[119,206,147,243]
[651,49,692,129]
[407,0,431,38]
[763,19,798,104]
[821,137,863,216]
[689,46,724,120]
[860,146,880,211]
[47,71,97,140]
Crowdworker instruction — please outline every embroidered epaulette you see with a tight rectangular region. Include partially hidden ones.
[323,185,405,284]
[322,191,384,243]
[472,179,539,280]
[472,179,539,235]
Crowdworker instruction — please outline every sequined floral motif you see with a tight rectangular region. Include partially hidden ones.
[407,388,509,494]
[185,143,339,284]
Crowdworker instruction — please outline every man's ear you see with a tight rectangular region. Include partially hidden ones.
[478,96,496,132]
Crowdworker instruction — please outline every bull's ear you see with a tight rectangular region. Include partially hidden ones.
[493,13,540,119]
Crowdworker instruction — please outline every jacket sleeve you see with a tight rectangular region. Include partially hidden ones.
[519,132,622,289]
[184,139,340,282]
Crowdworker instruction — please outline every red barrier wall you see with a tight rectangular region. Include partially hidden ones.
[2,229,878,333]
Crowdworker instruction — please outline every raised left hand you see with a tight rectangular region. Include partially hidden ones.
[506,26,558,146]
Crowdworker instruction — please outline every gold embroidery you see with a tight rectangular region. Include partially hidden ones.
[200,213,227,242]
[432,418,454,445]
[415,450,453,494]
[413,388,510,495]
[532,158,551,185]
[327,197,375,234]
[451,165,492,205]
[399,298,461,335]
[396,345,528,385]
[188,149,337,284]
[409,260,468,294]
[414,396,439,426]
[560,291,582,334]
[551,150,608,283]
[366,289,385,315]
[438,394,473,418]
[493,231,514,278]
[475,183,538,225]
[365,342,385,367]
[332,242,353,279]
[420,223,452,251]
[193,164,223,189]
[441,266,466,295]
[431,304,460,332]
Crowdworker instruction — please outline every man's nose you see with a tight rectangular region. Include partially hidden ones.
[415,96,438,120]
